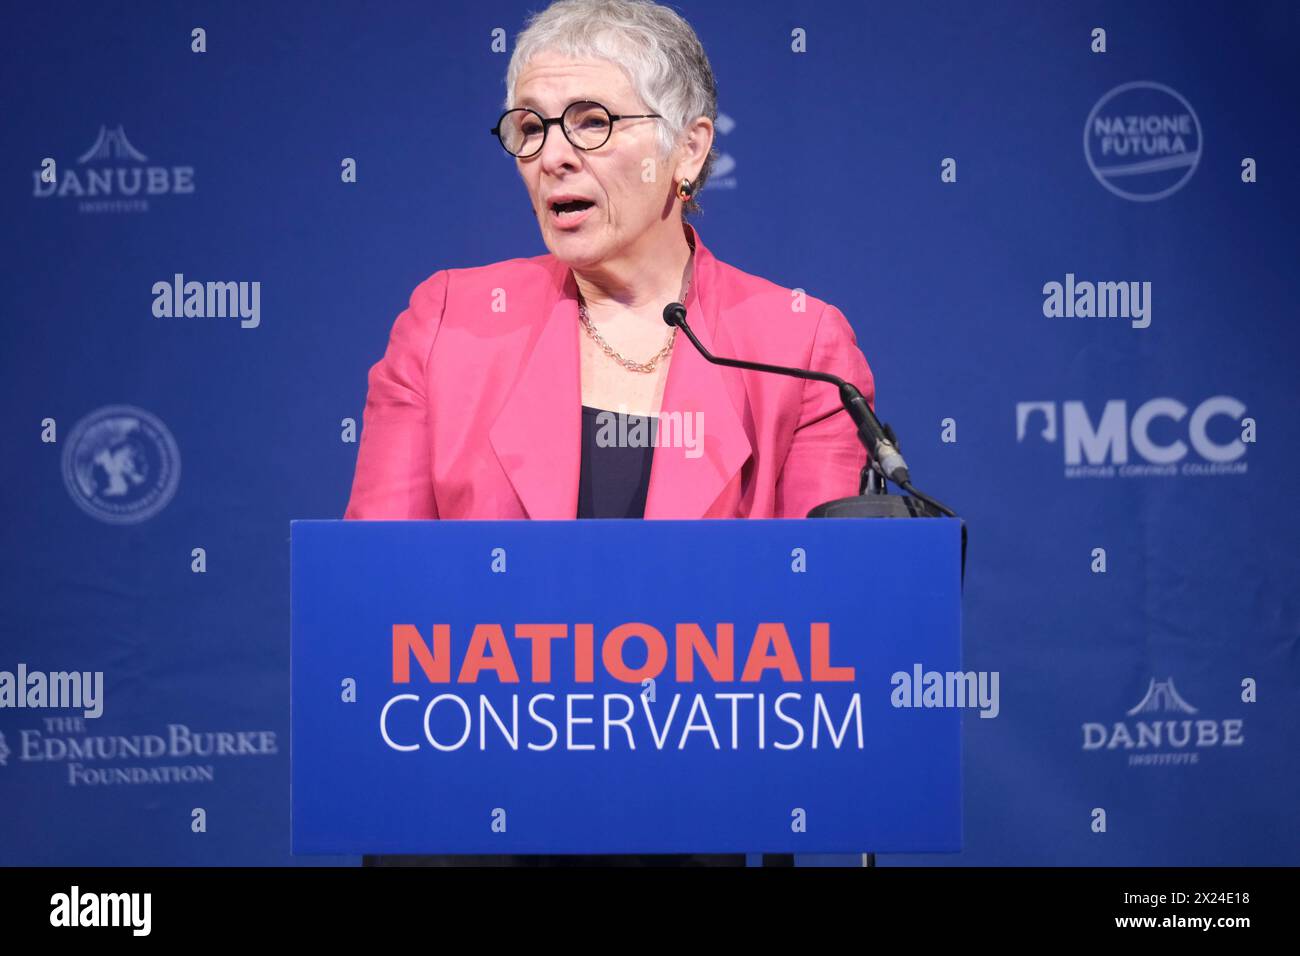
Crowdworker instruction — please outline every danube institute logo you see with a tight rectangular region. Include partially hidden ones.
[61,405,182,524]
[1084,81,1202,202]
[1082,677,1244,767]
[32,125,196,214]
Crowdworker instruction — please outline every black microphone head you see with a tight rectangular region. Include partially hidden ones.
[663,302,687,328]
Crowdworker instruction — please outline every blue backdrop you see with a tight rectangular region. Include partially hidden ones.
[1,0,1296,866]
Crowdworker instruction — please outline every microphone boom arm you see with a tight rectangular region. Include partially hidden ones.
[663,302,956,518]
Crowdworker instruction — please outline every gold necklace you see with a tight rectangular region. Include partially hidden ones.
[578,260,692,374]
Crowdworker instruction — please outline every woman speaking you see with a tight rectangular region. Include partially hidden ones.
[346,0,874,526]
[347,0,875,865]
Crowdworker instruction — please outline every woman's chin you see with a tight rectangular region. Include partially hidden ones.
[545,230,606,268]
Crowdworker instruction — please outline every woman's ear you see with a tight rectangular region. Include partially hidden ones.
[676,116,715,182]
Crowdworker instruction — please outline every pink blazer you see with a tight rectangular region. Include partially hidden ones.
[344,223,874,520]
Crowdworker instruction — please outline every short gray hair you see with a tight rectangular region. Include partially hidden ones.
[504,0,718,217]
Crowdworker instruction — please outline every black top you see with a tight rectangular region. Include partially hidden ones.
[577,405,658,518]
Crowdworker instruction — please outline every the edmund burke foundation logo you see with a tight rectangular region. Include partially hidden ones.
[32,125,195,214]
[61,405,181,524]
[1084,81,1202,202]
[1082,678,1244,767]
[1,716,277,787]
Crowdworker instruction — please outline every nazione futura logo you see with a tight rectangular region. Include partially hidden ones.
[1084,81,1202,201]
[32,125,195,214]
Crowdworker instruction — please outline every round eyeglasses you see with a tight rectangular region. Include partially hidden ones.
[491,101,662,157]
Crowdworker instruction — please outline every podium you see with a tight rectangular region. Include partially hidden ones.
[291,518,963,856]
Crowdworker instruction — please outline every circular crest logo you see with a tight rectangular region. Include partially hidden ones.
[61,405,181,524]
[1084,81,1202,202]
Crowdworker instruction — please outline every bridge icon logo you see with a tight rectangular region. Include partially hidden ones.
[77,125,149,163]
[1126,678,1198,716]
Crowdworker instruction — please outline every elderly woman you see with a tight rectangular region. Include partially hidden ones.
[348,0,875,865]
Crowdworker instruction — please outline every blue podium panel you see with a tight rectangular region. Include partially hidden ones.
[290,518,963,855]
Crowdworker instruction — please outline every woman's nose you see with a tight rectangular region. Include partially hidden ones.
[537,122,582,172]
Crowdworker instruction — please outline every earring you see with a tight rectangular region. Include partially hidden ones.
[676,178,695,201]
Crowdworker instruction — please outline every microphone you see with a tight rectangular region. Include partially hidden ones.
[662,301,912,487]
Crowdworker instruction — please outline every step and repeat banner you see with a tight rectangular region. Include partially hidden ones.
[1,0,1296,865]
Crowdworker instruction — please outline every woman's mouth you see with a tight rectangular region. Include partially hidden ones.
[549,199,595,229]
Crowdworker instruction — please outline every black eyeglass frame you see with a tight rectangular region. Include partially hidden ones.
[490,101,663,157]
